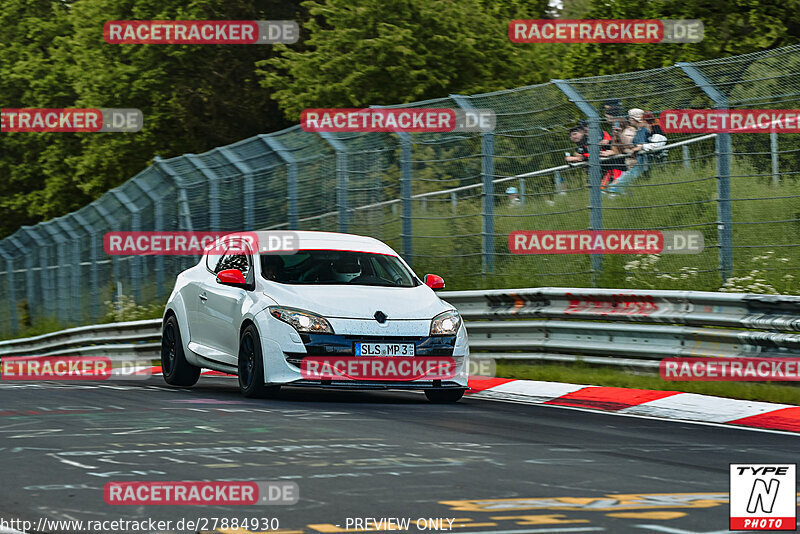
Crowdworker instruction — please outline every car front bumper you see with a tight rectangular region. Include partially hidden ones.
[256,312,470,388]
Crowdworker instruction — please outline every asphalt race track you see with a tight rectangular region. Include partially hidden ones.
[0,376,796,534]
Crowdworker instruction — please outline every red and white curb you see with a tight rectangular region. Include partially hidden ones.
[140,367,800,434]
[467,377,800,434]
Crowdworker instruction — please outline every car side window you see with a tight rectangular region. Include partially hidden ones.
[216,248,252,277]
[206,251,224,273]
[217,253,249,275]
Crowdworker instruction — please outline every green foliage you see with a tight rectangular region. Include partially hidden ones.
[102,294,164,323]
[256,0,555,119]
[555,0,800,77]
[0,0,300,238]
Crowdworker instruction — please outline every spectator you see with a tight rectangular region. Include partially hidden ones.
[641,112,668,159]
[599,105,635,190]
[565,120,611,164]
[607,108,661,195]
[505,186,521,206]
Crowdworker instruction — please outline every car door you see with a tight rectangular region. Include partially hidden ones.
[185,248,225,350]
[196,241,253,364]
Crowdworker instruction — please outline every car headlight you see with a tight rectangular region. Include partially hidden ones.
[269,307,334,334]
[430,310,461,336]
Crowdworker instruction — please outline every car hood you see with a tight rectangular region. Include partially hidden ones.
[263,283,450,320]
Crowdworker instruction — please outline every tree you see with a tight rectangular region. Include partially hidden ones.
[256,0,554,119]
[556,0,800,77]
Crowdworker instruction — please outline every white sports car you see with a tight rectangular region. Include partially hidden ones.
[161,231,469,402]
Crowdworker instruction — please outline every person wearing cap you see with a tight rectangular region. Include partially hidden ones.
[505,186,521,206]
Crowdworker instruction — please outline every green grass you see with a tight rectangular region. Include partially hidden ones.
[497,360,800,405]
[347,154,800,293]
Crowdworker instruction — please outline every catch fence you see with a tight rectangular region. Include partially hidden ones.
[1,45,799,336]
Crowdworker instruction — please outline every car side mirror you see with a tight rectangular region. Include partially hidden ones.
[216,269,248,288]
[424,274,445,290]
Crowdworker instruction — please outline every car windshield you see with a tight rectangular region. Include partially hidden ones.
[260,250,419,287]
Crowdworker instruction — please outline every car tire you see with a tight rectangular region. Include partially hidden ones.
[425,388,465,403]
[238,324,281,398]
[161,315,201,387]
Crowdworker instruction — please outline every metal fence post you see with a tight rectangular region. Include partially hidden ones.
[398,132,413,266]
[553,80,603,285]
[21,227,55,321]
[9,235,35,321]
[91,203,121,303]
[130,178,165,299]
[318,133,348,233]
[186,155,221,232]
[683,145,691,170]
[519,178,526,206]
[41,223,70,324]
[54,217,83,324]
[154,157,195,269]
[0,244,18,334]
[73,213,100,320]
[770,132,779,186]
[451,94,495,274]
[678,62,733,282]
[218,147,256,230]
[110,190,142,303]
[260,135,299,230]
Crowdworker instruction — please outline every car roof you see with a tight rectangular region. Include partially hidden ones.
[250,230,399,256]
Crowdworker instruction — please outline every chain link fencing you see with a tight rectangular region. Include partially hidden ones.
[1,45,799,337]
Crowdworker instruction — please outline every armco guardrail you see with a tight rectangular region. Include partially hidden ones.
[1,289,799,372]
[0,319,161,362]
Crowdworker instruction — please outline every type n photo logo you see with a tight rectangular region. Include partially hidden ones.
[730,464,796,531]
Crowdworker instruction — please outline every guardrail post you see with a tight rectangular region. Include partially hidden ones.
[9,235,35,322]
[0,244,18,334]
[451,94,495,274]
[109,190,142,303]
[397,132,413,265]
[553,80,603,284]
[770,132,779,186]
[678,62,733,282]
[519,177,526,206]
[318,133,348,233]
[218,147,256,231]
[73,213,100,320]
[54,218,83,324]
[259,135,299,230]
[682,145,691,170]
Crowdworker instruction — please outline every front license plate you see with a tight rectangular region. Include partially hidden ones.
[355,342,415,357]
